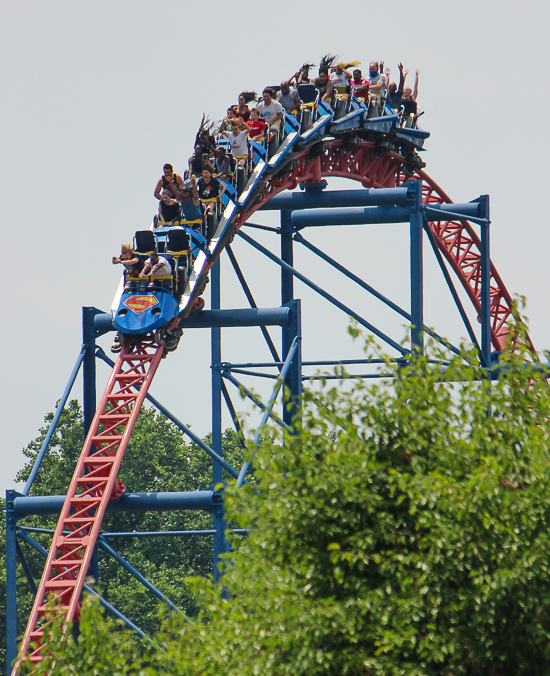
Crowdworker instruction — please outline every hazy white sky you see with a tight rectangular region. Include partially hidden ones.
[1,0,549,493]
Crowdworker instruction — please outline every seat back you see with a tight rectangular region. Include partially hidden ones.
[134,230,156,255]
[166,229,190,255]
[298,84,318,105]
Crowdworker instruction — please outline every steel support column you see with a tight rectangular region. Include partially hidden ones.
[410,181,424,355]
[283,300,302,427]
[82,307,99,584]
[480,196,492,368]
[211,259,226,580]
[6,491,18,675]
[281,211,301,427]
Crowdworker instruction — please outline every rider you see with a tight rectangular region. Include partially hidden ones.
[139,251,172,289]
[246,108,267,142]
[158,192,181,225]
[350,69,369,102]
[277,81,300,117]
[197,162,226,214]
[223,117,250,167]
[154,164,184,202]
[214,146,232,178]
[112,243,145,290]
[330,62,356,96]
[400,69,420,120]
[179,178,204,231]
[188,144,205,177]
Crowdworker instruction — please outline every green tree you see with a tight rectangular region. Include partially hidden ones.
[3,400,243,674]
[28,335,550,676]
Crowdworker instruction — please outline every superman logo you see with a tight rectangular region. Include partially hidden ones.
[123,295,159,314]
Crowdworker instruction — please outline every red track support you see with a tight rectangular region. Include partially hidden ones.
[236,140,532,354]
[13,336,164,673]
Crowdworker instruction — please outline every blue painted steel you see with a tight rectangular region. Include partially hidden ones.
[113,289,179,334]
[16,530,150,641]
[18,525,247,538]
[23,346,86,496]
[221,380,246,441]
[281,211,294,306]
[293,233,461,357]
[260,186,414,211]
[283,113,300,134]
[223,368,279,379]
[297,113,331,144]
[83,307,97,437]
[423,205,487,225]
[283,300,302,427]
[6,491,17,675]
[207,202,238,259]
[101,529,247,538]
[363,113,398,133]
[290,202,484,229]
[481,218,492,368]
[221,371,288,429]
[98,537,184,616]
[424,222,487,366]
[267,131,300,169]
[330,107,365,132]
[249,141,267,166]
[225,246,281,365]
[237,160,267,206]
[95,348,240,479]
[237,230,409,355]
[15,540,38,595]
[97,307,292,333]
[83,307,99,585]
[219,180,237,207]
[241,222,280,233]
[13,490,220,517]
[410,181,424,354]
[292,206,411,228]
[236,338,299,488]
[211,258,226,581]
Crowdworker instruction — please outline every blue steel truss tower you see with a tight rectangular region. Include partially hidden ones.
[6,178,500,673]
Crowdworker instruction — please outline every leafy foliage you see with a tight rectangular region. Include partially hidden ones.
[24,335,550,676]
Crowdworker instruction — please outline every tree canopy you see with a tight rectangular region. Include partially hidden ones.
[22,334,550,676]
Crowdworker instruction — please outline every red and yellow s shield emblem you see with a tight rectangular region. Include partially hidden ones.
[123,295,159,314]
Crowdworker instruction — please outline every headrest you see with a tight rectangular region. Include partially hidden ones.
[134,230,156,254]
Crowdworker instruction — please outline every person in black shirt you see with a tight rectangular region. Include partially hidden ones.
[158,192,181,224]
[154,163,184,201]
[112,243,145,290]
[197,162,226,214]
[188,144,205,177]
[399,69,420,126]
[386,63,407,111]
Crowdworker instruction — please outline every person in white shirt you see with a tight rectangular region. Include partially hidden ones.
[368,61,386,101]
[258,88,284,154]
[140,252,172,289]
[330,63,354,96]
[222,117,250,167]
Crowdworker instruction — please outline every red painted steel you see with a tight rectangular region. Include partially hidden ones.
[13,335,164,673]
[236,139,531,353]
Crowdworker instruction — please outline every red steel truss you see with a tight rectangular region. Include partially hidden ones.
[13,335,165,671]
[236,140,529,353]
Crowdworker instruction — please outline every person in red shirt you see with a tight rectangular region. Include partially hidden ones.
[246,109,267,142]
[235,93,252,122]
[350,69,369,101]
